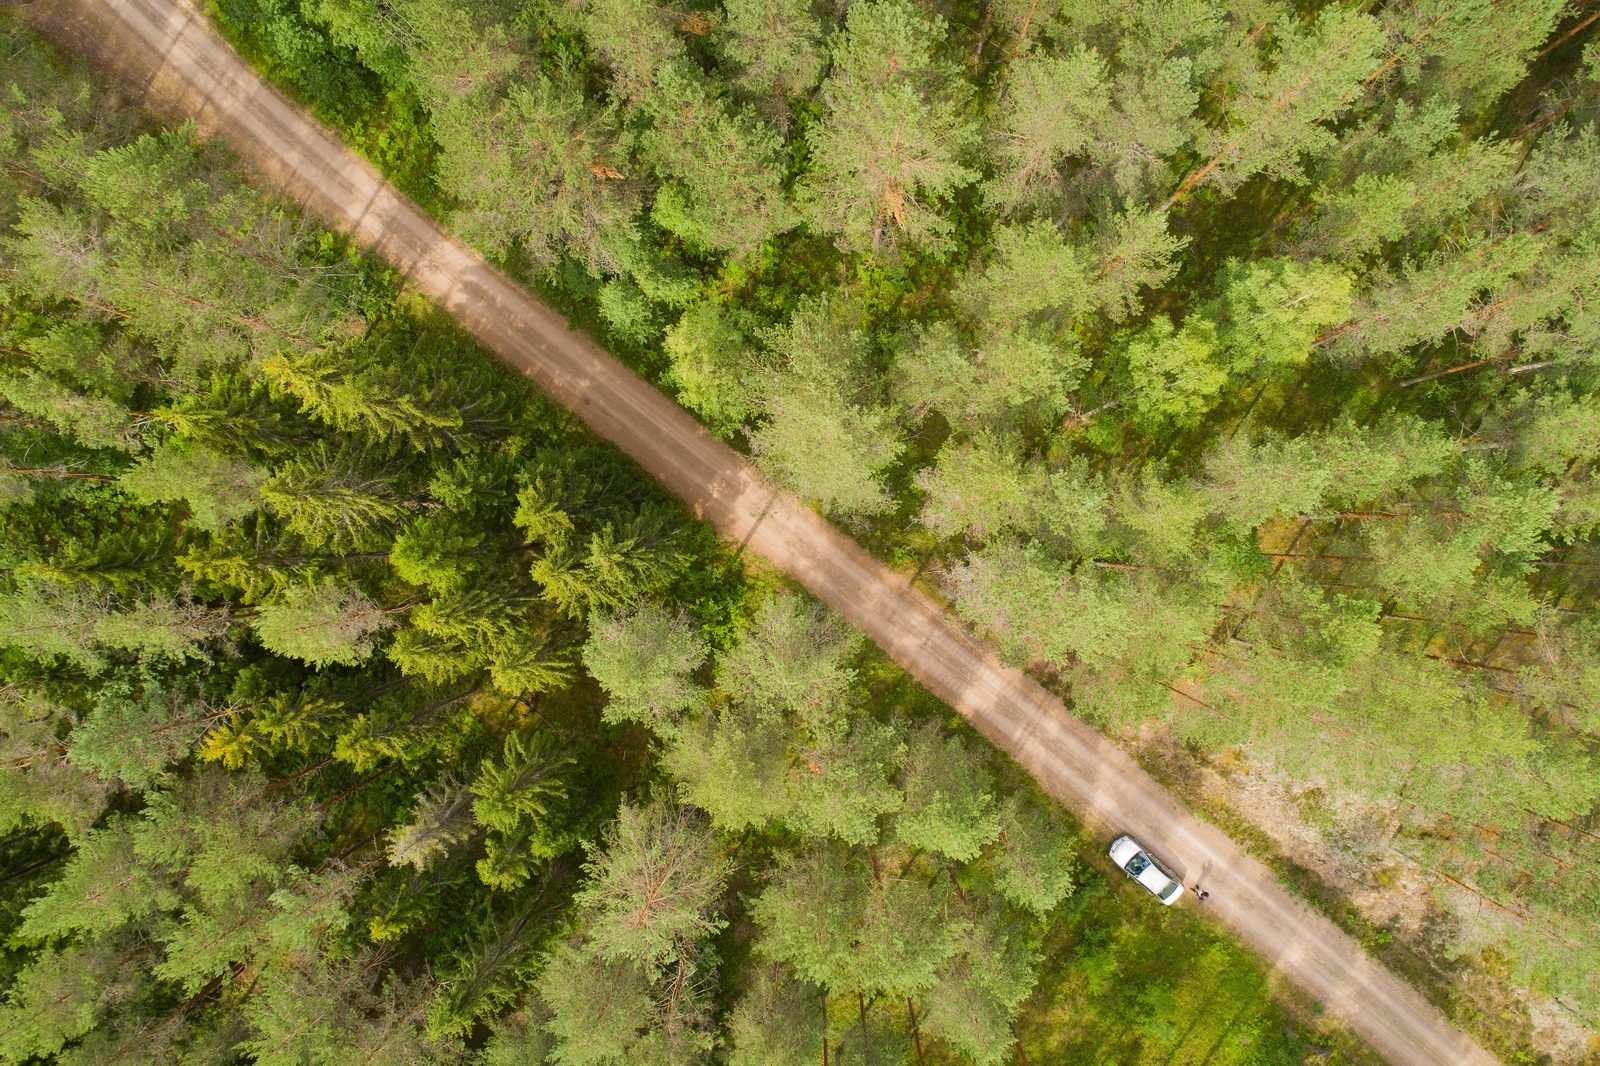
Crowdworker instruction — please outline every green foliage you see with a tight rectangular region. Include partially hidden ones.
[661,303,757,436]
[1018,871,1315,1065]
[753,842,953,996]
[1212,257,1354,371]
[470,731,575,889]
[582,603,708,731]
[920,906,1039,1065]
[537,942,655,1065]
[895,721,999,861]
[1123,314,1227,430]
[714,591,860,724]
[434,72,635,272]
[254,579,392,667]
[572,798,726,967]
[800,0,978,254]
[1188,9,1384,195]
[726,964,825,1066]
[639,63,796,254]
[17,0,1600,1053]
[0,25,744,1065]
[119,442,265,530]
[717,0,825,119]
[990,793,1078,917]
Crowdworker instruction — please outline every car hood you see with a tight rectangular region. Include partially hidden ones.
[1109,837,1142,867]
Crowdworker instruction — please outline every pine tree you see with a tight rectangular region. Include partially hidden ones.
[1303,172,1417,261]
[751,842,954,996]
[916,432,1041,542]
[253,579,393,668]
[986,46,1109,213]
[1329,232,1546,360]
[893,322,984,424]
[948,542,1135,670]
[664,705,795,830]
[1392,0,1566,114]
[918,902,1038,1066]
[725,963,825,1066]
[567,0,686,101]
[538,941,655,1065]
[1091,208,1190,321]
[800,0,979,253]
[788,717,904,844]
[714,591,860,726]
[119,442,265,531]
[573,799,727,968]
[717,0,826,126]
[750,377,904,517]
[1172,9,1384,201]
[954,220,1095,325]
[894,320,1082,428]
[894,721,1000,861]
[1201,431,1334,535]
[582,603,708,732]
[1084,54,1204,200]
[639,62,797,254]
[435,73,637,273]
[989,792,1077,916]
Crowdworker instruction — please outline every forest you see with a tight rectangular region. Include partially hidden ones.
[3,0,1599,1062]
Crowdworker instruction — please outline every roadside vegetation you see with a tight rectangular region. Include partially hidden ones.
[193,0,1600,1055]
[0,18,1342,1066]
[4,0,1600,1060]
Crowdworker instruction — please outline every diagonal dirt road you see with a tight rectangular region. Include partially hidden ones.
[15,1,1501,1062]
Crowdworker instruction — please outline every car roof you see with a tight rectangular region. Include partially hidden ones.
[1135,865,1175,896]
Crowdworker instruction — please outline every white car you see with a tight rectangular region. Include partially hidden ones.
[1109,835,1185,905]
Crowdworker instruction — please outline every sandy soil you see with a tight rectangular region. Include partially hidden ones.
[12,1,1506,1061]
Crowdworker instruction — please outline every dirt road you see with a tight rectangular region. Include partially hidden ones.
[15,1,1501,1062]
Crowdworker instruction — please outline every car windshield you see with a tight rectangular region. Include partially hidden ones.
[1125,852,1151,877]
[1160,881,1182,902]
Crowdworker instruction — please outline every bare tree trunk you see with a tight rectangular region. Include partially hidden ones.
[858,991,872,1066]
[907,999,926,1066]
